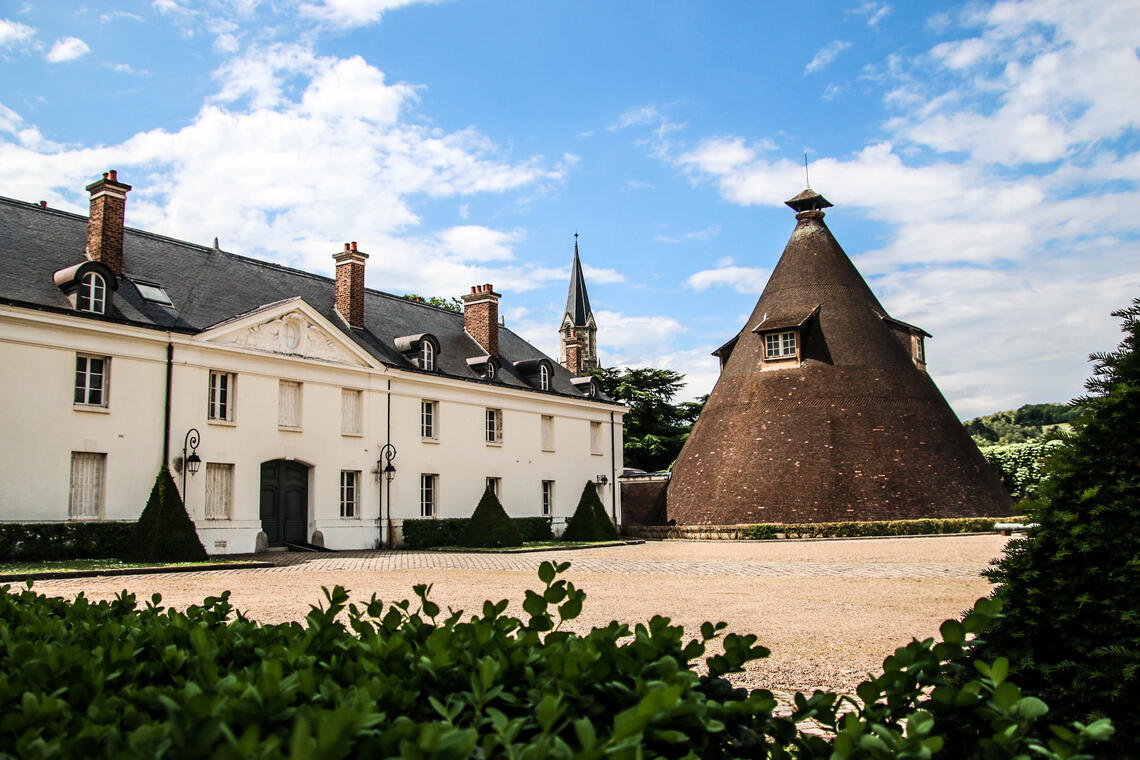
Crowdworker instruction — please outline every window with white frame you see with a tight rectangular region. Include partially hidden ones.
[204,463,234,520]
[539,364,550,391]
[76,273,106,315]
[486,477,501,499]
[208,371,235,422]
[340,470,360,518]
[420,474,437,517]
[915,336,925,363]
[485,408,503,444]
[763,330,797,359]
[421,340,435,371]
[590,421,603,454]
[68,451,105,519]
[341,388,362,435]
[541,415,555,451]
[278,380,302,429]
[542,480,554,516]
[421,400,437,439]
[74,354,109,407]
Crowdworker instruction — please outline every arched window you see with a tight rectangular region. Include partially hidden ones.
[77,272,106,315]
[486,361,496,380]
[421,340,435,371]
[539,364,550,391]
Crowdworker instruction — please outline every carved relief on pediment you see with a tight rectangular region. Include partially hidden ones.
[217,311,361,365]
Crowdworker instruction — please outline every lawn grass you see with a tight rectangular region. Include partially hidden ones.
[429,540,630,553]
[0,558,262,575]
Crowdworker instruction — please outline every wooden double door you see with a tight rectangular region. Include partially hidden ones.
[259,460,309,546]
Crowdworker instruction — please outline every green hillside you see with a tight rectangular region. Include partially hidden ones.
[964,402,1082,447]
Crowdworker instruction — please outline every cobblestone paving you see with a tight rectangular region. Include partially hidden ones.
[32,547,992,587]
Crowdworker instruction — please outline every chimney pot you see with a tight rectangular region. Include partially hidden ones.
[38,200,47,208]
[351,241,357,251]
[108,170,118,181]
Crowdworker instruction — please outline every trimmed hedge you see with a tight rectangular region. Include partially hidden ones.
[121,468,207,563]
[744,516,1026,540]
[562,482,619,542]
[457,487,522,548]
[402,516,553,549]
[0,521,136,562]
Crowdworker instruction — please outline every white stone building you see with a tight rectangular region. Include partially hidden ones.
[0,171,624,553]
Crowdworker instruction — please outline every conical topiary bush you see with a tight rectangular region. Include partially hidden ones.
[457,486,522,548]
[121,467,207,562]
[562,482,618,542]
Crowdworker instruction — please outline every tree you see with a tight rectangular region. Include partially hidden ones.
[121,467,207,562]
[968,297,1140,757]
[590,366,706,472]
[562,482,618,542]
[402,293,463,313]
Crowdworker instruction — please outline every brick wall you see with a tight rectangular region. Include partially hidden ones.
[85,170,131,276]
[333,242,368,328]
[462,283,500,355]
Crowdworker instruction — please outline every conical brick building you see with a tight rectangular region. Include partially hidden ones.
[667,190,1011,524]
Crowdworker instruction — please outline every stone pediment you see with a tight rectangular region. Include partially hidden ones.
[203,303,371,367]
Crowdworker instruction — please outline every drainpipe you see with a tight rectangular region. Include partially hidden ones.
[610,410,617,527]
[385,378,392,548]
[162,342,173,470]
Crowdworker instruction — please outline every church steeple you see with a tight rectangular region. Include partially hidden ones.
[560,234,598,374]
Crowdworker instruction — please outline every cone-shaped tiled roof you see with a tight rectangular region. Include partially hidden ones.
[564,239,593,326]
[667,194,1011,525]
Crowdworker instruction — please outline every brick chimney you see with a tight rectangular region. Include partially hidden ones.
[563,328,584,375]
[85,170,132,276]
[462,283,500,355]
[332,241,369,328]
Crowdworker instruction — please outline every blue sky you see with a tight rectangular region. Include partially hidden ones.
[2,0,1137,418]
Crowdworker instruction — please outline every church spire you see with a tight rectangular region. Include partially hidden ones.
[564,233,593,326]
[560,233,598,374]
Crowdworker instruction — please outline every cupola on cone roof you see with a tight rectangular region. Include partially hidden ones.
[667,190,1011,525]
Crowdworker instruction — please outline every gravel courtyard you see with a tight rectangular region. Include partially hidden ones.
[24,535,1010,694]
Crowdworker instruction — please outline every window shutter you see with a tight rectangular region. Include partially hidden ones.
[205,463,233,520]
[69,452,105,519]
[342,389,362,434]
[279,381,301,427]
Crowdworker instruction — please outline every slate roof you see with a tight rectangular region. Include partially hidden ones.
[668,193,1010,525]
[0,195,617,404]
[564,241,593,326]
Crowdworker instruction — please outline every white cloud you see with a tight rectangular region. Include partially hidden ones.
[849,1,891,27]
[0,48,564,300]
[654,223,721,245]
[297,0,442,28]
[804,40,851,74]
[581,265,625,285]
[45,36,89,63]
[678,137,755,175]
[0,18,35,49]
[609,105,660,131]
[214,33,240,54]
[594,310,685,365]
[685,264,770,294]
[99,10,144,23]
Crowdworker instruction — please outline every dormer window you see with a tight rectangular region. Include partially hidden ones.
[539,364,550,391]
[486,361,496,380]
[395,333,440,371]
[514,357,555,391]
[77,272,106,314]
[915,336,925,364]
[764,331,797,359]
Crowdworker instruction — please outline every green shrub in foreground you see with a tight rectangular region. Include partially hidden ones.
[120,467,206,562]
[562,481,619,542]
[744,516,1025,540]
[0,563,1111,759]
[457,486,522,548]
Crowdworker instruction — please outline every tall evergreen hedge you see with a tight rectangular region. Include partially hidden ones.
[456,487,522,548]
[968,297,1140,758]
[562,482,618,542]
[120,468,207,562]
